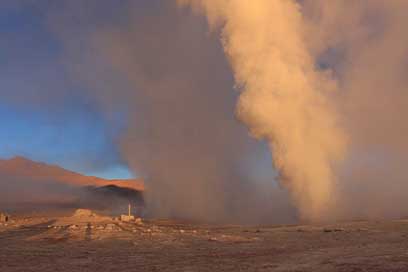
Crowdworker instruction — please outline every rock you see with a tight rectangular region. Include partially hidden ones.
[105,224,117,230]
[357,228,368,232]
[323,228,345,233]
[120,215,135,222]
[0,213,9,223]
[73,209,95,217]
[134,218,143,225]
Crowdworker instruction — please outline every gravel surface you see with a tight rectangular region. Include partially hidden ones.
[1,214,408,271]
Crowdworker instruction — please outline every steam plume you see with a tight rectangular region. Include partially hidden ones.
[179,0,347,221]
[52,2,296,224]
[50,1,408,222]
[303,0,408,219]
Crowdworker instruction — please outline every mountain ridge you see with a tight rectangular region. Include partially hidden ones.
[0,156,144,191]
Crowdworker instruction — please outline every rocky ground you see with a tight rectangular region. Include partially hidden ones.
[1,210,408,271]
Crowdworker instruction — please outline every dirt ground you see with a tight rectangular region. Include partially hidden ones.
[1,212,408,271]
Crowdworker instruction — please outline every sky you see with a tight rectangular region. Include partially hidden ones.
[0,1,133,179]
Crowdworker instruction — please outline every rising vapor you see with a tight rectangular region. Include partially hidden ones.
[49,1,408,223]
[303,0,408,220]
[178,0,347,221]
[51,2,296,224]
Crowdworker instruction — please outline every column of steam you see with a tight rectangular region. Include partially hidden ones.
[178,0,346,221]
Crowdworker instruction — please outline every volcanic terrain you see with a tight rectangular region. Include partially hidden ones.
[1,210,408,271]
[0,157,144,213]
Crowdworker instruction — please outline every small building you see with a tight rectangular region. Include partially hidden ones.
[120,203,135,222]
[0,213,8,223]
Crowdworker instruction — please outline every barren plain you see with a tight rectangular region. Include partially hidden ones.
[1,210,408,271]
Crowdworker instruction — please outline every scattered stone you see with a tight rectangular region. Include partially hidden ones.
[120,215,135,222]
[357,228,369,232]
[68,225,79,230]
[73,209,95,217]
[105,224,117,231]
[52,209,112,228]
[0,213,9,223]
[323,228,345,233]
[134,218,143,225]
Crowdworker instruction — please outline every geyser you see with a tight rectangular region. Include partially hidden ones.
[50,1,408,223]
[178,0,347,221]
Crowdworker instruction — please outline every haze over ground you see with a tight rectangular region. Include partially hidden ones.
[1,1,408,224]
[0,156,144,213]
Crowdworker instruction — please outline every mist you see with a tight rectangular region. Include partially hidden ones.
[179,0,347,222]
[0,174,80,213]
[303,0,408,220]
[51,1,295,224]
[9,1,405,223]
[179,0,408,222]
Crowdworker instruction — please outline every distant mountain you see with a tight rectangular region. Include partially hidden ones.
[0,156,144,191]
[79,185,144,215]
[0,156,145,213]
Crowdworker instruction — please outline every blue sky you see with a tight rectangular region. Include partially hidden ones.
[0,1,134,179]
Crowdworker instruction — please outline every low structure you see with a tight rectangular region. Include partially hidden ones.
[119,203,139,222]
[0,213,8,223]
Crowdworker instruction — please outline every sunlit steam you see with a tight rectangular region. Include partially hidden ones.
[48,1,408,223]
[178,0,347,221]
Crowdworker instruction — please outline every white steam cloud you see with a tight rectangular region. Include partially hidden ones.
[179,0,347,221]
[50,1,408,223]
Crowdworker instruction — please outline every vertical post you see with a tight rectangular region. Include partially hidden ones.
[128,203,131,217]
